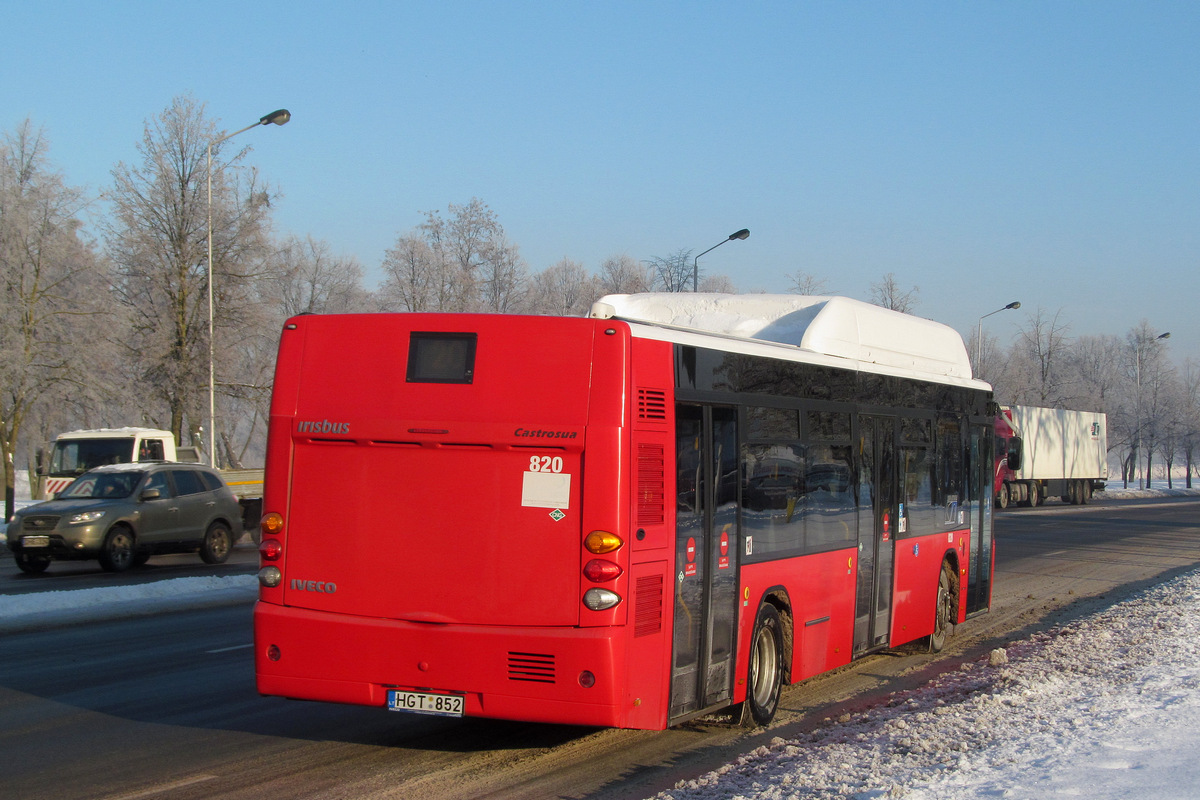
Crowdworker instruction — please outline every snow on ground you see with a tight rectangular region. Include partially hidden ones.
[4,486,1200,798]
[0,574,258,633]
[650,567,1200,799]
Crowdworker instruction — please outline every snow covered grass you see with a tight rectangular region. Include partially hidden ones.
[651,569,1200,799]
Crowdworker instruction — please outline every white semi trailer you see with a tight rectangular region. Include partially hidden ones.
[994,405,1108,508]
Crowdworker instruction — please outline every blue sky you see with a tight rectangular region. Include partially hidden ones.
[3,2,1197,360]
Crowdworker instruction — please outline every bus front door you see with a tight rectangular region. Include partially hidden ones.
[854,414,897,655]
[670,404,739,722]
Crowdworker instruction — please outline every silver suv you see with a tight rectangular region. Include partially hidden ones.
[7,462,243,575]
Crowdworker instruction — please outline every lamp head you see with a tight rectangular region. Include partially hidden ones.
[729,228,750,241]
[261,109,291,126]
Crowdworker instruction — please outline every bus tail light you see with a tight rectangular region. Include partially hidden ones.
[258,565,283,587]
[260,512,284,537]
[259,512,285,588]
[583,559,623,583]
[583,588,621,611]
[584,530,623,554]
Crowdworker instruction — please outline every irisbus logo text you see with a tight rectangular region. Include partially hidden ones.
[297,419,350,434]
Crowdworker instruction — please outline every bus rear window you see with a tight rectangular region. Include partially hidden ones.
[407,333,477,384]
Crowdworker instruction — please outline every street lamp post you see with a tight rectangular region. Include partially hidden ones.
[207,108,290,466]
[975,301,1021,375]
[693,228,750,292]
[1134,330,1170,489]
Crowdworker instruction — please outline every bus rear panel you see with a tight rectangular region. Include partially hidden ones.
[254,313,676,729]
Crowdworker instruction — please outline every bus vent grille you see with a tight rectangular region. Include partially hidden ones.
[637,443,665,525]
[637,388,667,422]
[634,574,664,637]
[507,652,556,683]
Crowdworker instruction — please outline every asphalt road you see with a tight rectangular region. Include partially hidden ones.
[2,497,1198,800]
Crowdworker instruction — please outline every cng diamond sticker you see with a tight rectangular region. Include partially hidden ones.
[549,508,565,522]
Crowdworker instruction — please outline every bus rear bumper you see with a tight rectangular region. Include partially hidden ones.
[254,601,656,729]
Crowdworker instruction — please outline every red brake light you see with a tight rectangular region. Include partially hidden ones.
[583,559,623,583]
[259,538,283,561]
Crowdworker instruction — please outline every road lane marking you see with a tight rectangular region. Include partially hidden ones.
[99,774,218,799]
[206,642,254,653]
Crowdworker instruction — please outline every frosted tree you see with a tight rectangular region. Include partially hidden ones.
[105,95,276,453]
[0,120,106,516]
[868,273,918,313]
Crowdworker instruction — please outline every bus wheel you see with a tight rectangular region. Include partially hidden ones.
[996,484,1009,509]
[929,563,956,653]
[742,603,784,727]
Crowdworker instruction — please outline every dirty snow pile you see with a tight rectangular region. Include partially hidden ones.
[0,574,258,632]
[652,569,1200,800]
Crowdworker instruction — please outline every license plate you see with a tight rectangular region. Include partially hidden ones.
[387,690,465,717]
[22,535,50,548]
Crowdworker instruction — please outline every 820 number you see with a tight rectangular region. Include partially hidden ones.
[529,455,564,473]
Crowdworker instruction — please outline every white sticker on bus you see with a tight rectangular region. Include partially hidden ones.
[522,471,571,509]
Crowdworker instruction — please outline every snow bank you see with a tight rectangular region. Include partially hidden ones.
[0,574,258,633]
[650,569,1200,800]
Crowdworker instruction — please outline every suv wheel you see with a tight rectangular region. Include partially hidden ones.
[98,527,136,572]
[199,522,233,565]
[15,553,52,575]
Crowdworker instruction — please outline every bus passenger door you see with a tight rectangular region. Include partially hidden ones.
[670,404,739,722]
[854,415,897,655]
[966,422,995,613]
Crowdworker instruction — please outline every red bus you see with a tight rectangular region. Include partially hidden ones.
[254,293,995,730]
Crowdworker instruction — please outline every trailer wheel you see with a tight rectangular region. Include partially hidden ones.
[1063,481,1076,505]
[1027,481,1040,507]
[741,603,784,727]
[1081,481,1092,504]
[929,562,957,653]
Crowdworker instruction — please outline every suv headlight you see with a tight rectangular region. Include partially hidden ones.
[68,510,107,525]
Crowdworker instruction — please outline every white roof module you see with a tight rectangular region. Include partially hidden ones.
[589,293,987,389]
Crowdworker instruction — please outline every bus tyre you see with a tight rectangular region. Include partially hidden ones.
[929,563,956,653]
[742,603,784,727]
[200,522,234,565]
[98,527,135,573]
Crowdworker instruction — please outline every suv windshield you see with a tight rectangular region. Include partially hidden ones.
[60,471,145,500]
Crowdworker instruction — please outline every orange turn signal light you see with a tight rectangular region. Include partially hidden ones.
[584,530,623,554]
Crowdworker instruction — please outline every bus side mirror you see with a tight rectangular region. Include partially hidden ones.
[1007,437,1023,471]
